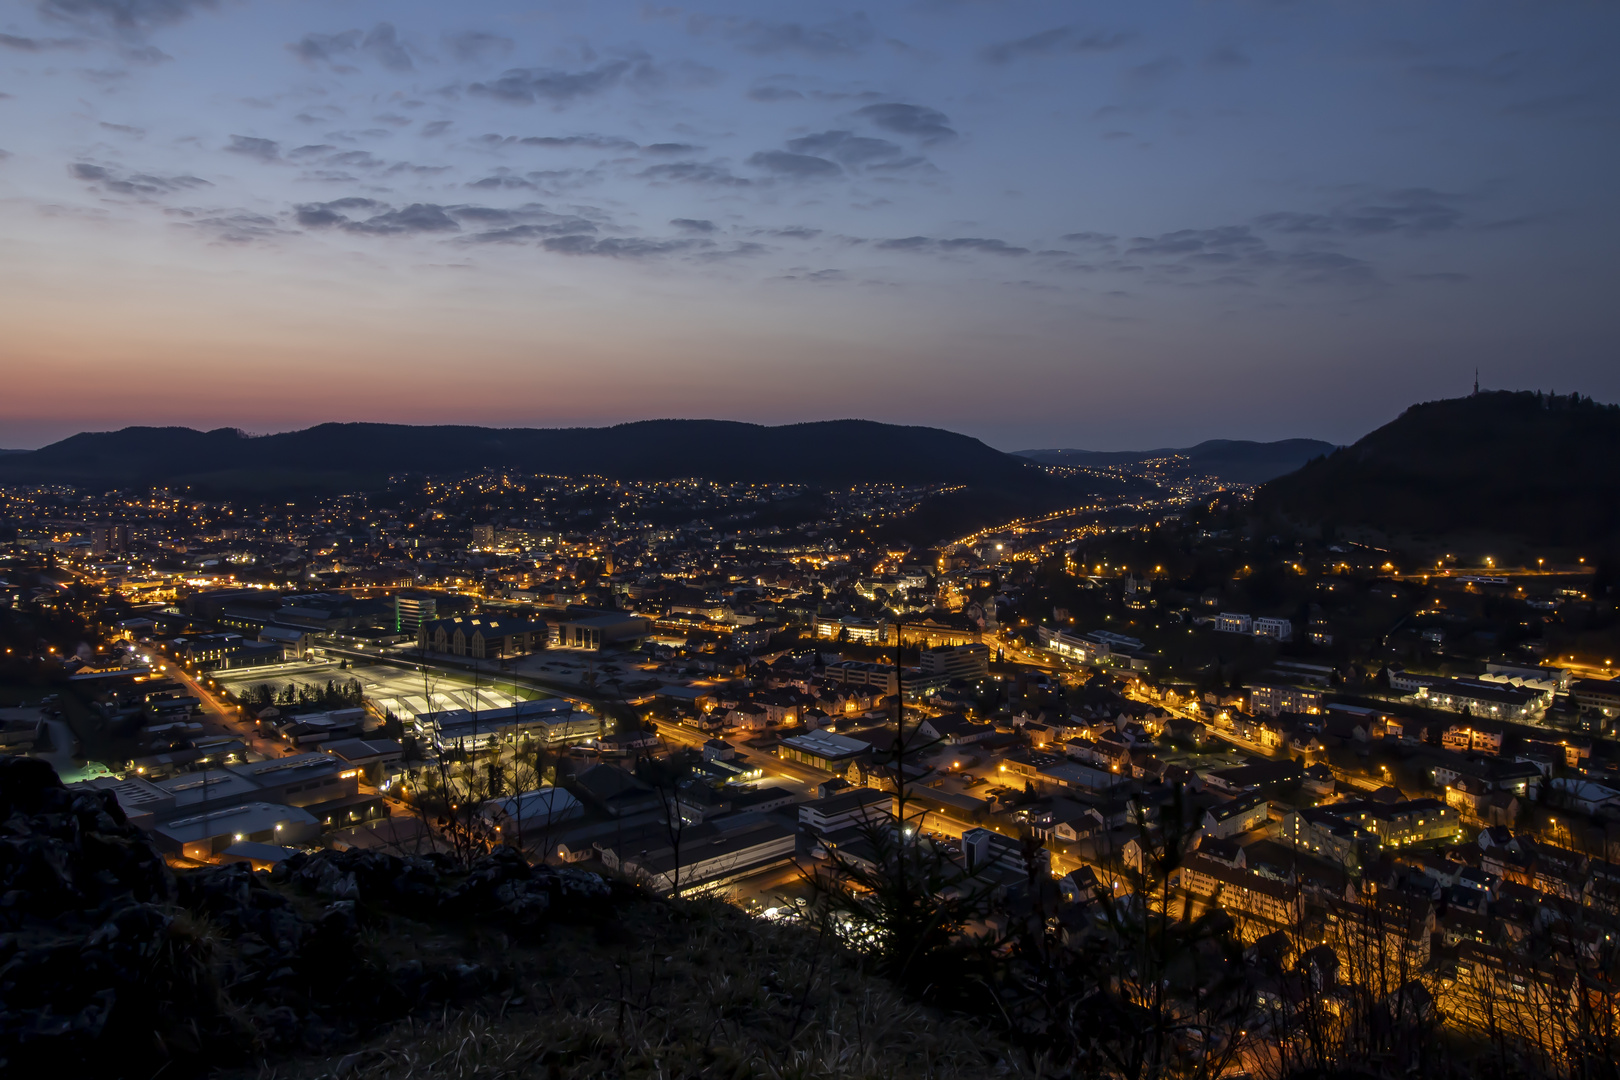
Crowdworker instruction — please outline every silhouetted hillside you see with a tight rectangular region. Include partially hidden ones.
[0,420,1050,491]
[1253,391,1620,547]
[1016,438,1335,485]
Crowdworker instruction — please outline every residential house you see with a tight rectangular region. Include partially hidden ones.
[1202,793,1270,840]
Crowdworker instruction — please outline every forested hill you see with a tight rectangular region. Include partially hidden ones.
[0,419,1050,491]
[1253,391,1620,547]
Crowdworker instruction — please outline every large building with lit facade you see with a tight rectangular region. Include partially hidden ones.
[418,615,548,659]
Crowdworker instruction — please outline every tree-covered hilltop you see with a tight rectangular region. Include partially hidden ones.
[1254,391,1620,548]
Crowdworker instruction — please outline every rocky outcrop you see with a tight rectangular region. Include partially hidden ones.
[0,757,224,1077]
[273,844,612,922]
[0,758,621,1078]
[0,755,174,918]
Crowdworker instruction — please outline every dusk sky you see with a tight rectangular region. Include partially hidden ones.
[1,1,1616,451]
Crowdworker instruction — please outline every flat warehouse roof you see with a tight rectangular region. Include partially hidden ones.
[781,730,870,757]
[155,802,318,843]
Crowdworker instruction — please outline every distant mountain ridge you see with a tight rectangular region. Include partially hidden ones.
[1254,391,1620,547]
[1015,438,1337,485]
[0,419,1050,491]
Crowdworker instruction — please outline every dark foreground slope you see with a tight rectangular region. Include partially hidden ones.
[1017,438,1336,485]
[0,419,1043,491]
[1253,391,1620,547]
[0,758,1009,1080]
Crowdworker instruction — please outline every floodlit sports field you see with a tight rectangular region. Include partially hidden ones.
[211,660,565,723]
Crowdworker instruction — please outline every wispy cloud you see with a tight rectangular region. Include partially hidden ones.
[444,30,512,64]
[298,199,457,234]
[875,235,1030,256]
[853,103,956,143]
[786,130,907,166]
[0,31,84,51]
[39,0,217,35]
[638,160,752,187]
[469,60,644,105]
[1255,188,1467,237]
[288,23,416,71]
[543,234,702,257]
[695,13,877,57]
[980,25,1133,65]
[224,135,279,161]
[165,206,286,243]
[747,84,803,102]
[747,149,841,178]
[69,160,210,197]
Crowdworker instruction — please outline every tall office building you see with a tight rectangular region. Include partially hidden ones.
[92,525,131,555]
[394,593,437,633]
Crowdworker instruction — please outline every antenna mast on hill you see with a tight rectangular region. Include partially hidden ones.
[1473,368,1479,396]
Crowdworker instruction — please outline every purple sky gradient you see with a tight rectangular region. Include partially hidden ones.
[1,1,1616,451]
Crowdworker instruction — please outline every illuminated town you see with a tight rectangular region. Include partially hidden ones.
[5,429,1620,1075]
[3,0,1618,1075]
